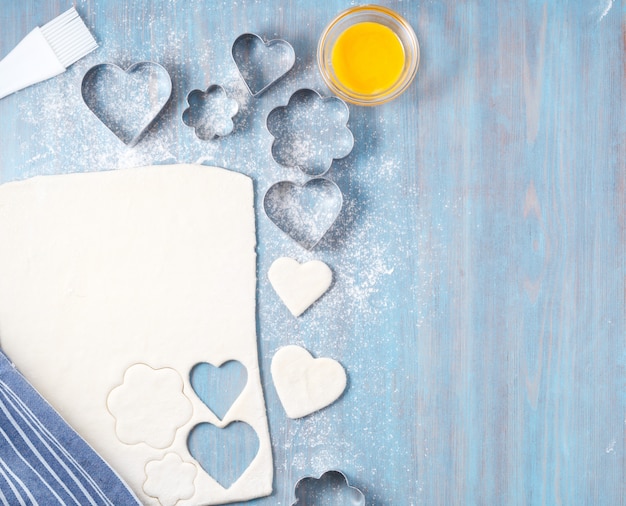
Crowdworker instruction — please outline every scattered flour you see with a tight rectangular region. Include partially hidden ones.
[3,3,428,504]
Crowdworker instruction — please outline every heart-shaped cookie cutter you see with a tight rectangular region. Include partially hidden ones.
[292,470,365,506]
[266,88,354,176]
[231,33,295,97]
[263,177,343,250]
[81,61,172,146]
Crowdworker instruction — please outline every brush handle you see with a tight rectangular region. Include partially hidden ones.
[0,28,65,100]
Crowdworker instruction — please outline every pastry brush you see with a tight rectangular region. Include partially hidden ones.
[0,7,98,100]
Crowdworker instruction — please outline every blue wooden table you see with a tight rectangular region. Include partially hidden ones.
[1,1,625,505]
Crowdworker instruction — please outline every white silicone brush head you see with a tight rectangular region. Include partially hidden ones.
[40,7,98,68]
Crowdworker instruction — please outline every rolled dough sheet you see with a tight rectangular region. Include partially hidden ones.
[0,164,272,505]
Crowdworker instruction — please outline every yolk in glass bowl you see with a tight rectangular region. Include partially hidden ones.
[330,21,405,96]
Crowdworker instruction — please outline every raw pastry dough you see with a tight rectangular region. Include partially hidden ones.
[107,364,193,448]
[144,453,197,506]
[271,345,346,419]
[0,165,272,505]
[268,257,333,317]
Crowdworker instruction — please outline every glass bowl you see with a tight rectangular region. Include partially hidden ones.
[317,5,420,106]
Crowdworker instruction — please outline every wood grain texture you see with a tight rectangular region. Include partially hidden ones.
[0,1,624,505]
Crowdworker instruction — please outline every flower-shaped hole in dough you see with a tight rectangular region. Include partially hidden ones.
[266,88,354,176]
[107,364,192,449]
[144,452,197,506]
[182,85,239,140]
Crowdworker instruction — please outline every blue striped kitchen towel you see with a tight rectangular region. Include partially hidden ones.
[0,349,141,505]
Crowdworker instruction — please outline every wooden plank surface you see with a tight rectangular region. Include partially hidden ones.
[0,1,624,504]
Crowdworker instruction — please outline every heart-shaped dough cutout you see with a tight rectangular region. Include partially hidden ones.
[268,257,332,317]
[271,345,346,419]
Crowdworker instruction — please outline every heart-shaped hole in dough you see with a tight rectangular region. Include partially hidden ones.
[190,361,247,421]
[187,420,259,489]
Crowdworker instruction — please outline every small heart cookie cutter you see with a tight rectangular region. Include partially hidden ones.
[81,61,172,146]
[263,177,343,250]
[231,33,295,97]
[266,88,354,176]
[292,470,365,506]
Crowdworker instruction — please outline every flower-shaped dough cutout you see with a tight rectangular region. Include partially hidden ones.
[144,453,197,506]
[266,88,354,176]
[107,364,192,449]
[182,85,239,140]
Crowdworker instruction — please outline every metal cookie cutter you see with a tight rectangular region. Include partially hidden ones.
[81,62,172,146]
[231,33,295,96]
[292,470,365,505]
[263,177,343,250]
[182,84,239,140]
[266,88,354,176]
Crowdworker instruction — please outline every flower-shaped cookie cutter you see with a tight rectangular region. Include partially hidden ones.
[292,470,365,506]
[81,61,172,146]
[263,178,343,250]
[266,88,354,176]
[231,33,295,96]
[182,84,239,140]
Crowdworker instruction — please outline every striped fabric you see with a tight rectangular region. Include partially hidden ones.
[0,350,140,505]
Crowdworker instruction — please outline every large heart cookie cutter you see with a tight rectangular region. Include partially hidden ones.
[81,62,172,146]
[231,33,295,97]
[263,178,343,250]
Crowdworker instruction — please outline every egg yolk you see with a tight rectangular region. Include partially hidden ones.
[331,21,405,96]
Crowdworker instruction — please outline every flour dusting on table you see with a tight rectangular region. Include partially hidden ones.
[5,3,427,504]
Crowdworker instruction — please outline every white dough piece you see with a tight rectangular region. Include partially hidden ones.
[268,257,333,317]
[271,345,347,419]
[144,453,197,506]
[0,165,272,505]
